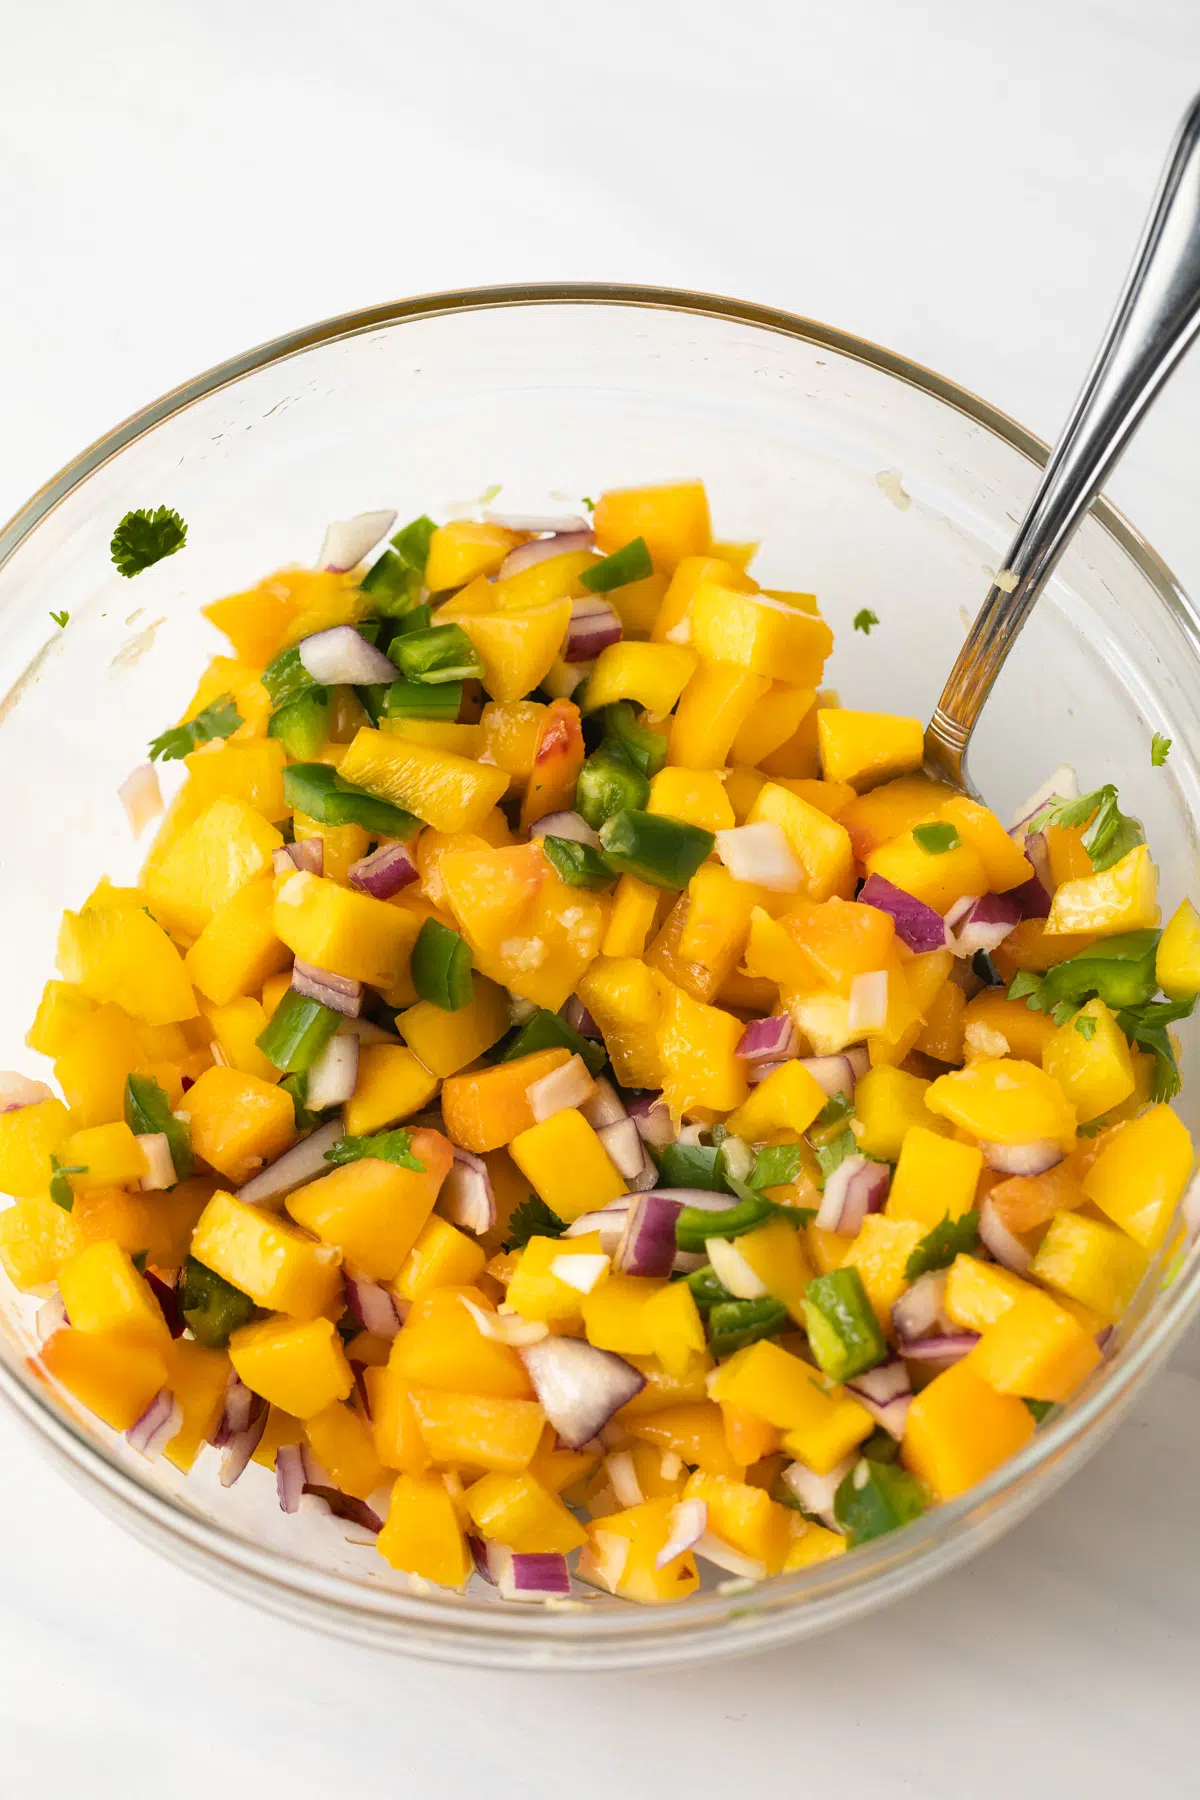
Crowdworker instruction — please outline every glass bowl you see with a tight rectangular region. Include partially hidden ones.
[1,285,1197,1671]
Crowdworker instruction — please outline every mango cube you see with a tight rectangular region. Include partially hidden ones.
[229,1314,353,1417]
[746,782,856,902]
[343,1044,440,1136]
[57,903,198,1025]
[885,1127,982,1227]
[397,978,510,1079]
[425,520,522,590]
[667,663,770,771]
[968,1290,1102,1401]
[656,981,747,1119]
[902,1358,1034,1500]
[690,586,833,686]
[1045,844,1158,937]
[389,1288,533,1399]
[273,871,421,988]
[1157,898,1200,1001]
[409,1386,546,1474]
[1082,1104,1194,1249]
[184,877,290,1007]
[1042,998,1135,1122]
[582,641,698,716]
[286,1129,453,1280]
[59,1122,149,1193]
[41,1326,168,1433]
[0,1098,72,1198]
[145,797,284,942]
[817,709,923,790]
[1030,1209,1148,1323]
[509,1108,625,1222]
[57,1239,170,1348]
[185,1065,296,1185]
[464,1470,586,1552]
[395,1215,487,1301]
[726,1059,827,1141]
[925,1058,1077,1149]
[305,1399,386,1499]
[594,481,711,573]
[191,1190,343,1317]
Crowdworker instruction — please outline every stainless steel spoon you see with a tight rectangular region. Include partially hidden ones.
[925,92,1200,793]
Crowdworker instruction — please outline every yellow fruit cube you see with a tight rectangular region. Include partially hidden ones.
[1041,998,1135,1122]
[198,996,277,1083]
[337,727,509,833]
[690,586,833,686]
[1045,844,1158,936]
[969,1289,1102,1402]
[185,1065,296,1185]
[602,875,661,958]
[409,1386,546,1474]
[450,599,575,704]
[41,1326,168,1433]
[782,1517,848,1570]
[864,830,989,915]
[145,798,284,943]
[1030,1209,1148,1324]
[57,904,198,1026]
[0,1098,72,1198]
[730,682,815,768]
[1083,1104,1194,1249]
[941,796,1037,893]
[26,981,96,1058]
[925,1058,1077,1149]
[625,1401,741,1476]
[942,1253,1033,1332]
[184,738,287,820]
[683,1469,792,1573]
[734,1218,815,1324]
[853,1066,942,1161]
[594,481,712,573]
[388,1289,533,1399]
[273,871,421,988]
[842,1215,925,1331]
[817,709,924,790]
[746,782,856,901]
[162,1338,232,1472]
[464,1470,586,1552]
[712,1341,873,1474]
[287,1130,453,1280]
[505,1232,608,1324]
[304,1400,386,1499]
[191,1190,343,1317]
[395,1215,487,1301]
[885,1127,982,1227]
[656,982,747,1119]
[580,1275,664,1356]
[653,553,754,644]
[378,1472,471,1586]
[902,1359,1034,1499]
[582,641,698,716]
[57,1239,170,1348]
[343,1045,440,1137]
[228,1314,354,1417]
[0,1193,82,1291]
[396,978,510,1078]
[183,877,290,1007]
[509,1108,625,1222]
[577,956,665,1089]
[726,1060,827,1141]
[642,1279,707,1376]
[667,663,770,770]
[58,1123,148,1193]
[1157,897,1200,1001]
[425,520,523,590]
[647,766,735,832]
[365,1365,430,1473]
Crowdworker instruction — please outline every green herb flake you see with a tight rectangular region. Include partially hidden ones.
[853,608,880,634]
[912,821,961,855]
[581,496,596,513]
[503,1194,567,1252]
[111,506,188,578]
[1115,997,1197,1102]
[1033,785,1145,873]
[49,1155,86,1211]
[49,610,69,628]
[1074,1013,1098,1040]
[1151,733,1173,768]
[1007,969,1045,1008]
[814,1126,857,1187]
[748,1143,803,1190]
[815,1092,855,1130]
[904,1209,980,1280]
[323,1129,425,1172]
[149,693,242,763]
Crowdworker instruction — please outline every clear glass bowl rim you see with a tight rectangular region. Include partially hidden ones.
[1,280,1197,1669]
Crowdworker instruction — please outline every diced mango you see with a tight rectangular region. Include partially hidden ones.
[58,1122,148,1194]
[886,1127,982,1227]
[364,1364,430,1473]
[510,1108,625,1222]
[690,586,833,687]
[579,1275,664,1358]
[602,875,661,958]
[1045,845,1158,937]
[730,682,816,769]
[184,737,287,821]
[642,1278,707,1376]
[625,1401,743,1477]
[26,981,96,1058]
[962,991,1058,1062]
[734,1218,815,1325]
[425,521,523,590]
[305,1400,387,1499]
[228,1314,353,1417]
[968,1290,1102,1402]
[1041,998,1135,1122]
[1030,1209,1148,1324]
[377,1472,472,1586]
[396,978,511,1080]
[1082,1105,1194,1249]
[446,599,576,705]
[580,1496,700,1603]
[466,1470,587,1552]
[395,1215,487,1301]
[647,766,735,832]
[782,1517,848,1570]
[389,1289,533,1399]
[0,1098,72,1198]
[925,1058,1076,1149]
[864,829,988,915]
[505,1233,607,1324]
[577,956,665,1089]
[656,981,747,1120]
[438,842,604,1011]
[0,1193,83,1291]
[902,1358,1034,1500]
[57,902,198,1028]
[853,1066,942,1160]
[287,1129,453,1280]
[668,663,770,770]
[57,1239,170,1348]
[941,796,1037,892]
[594,481,711,573]
[683,1469,792,1573]
[273,871,420,989]
[817,709,924,791]
[337,727,509,833]
[41,1326,168,1433]
[342,1044,440,1137]
[746,782,856,902]
[726,1060,827,1141]
[191,1190,342,1317]
[840,774,954,861]
[145,798,283,943]
[582,641,698,716]
[410,1386,545,1474]
[842,1216,925,1333]
[185,1065,296,1185]
[1157,898,1200,1001]
[184,877,290,1007]
[653,553,756,644]
[942,1253,1036,1333]
[162,1338,232,1472]
[441,1048,572,1153]
[519,700,586,832]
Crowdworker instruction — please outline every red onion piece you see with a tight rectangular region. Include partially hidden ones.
[846,1048,870,1079]
[298,624,398,687]
[562,1199,633,1254]
[302,1484,384,1537]
[276,1443,306,1513]
[319,509,397,573]
[848,970,889,1033]
[274,838,324,879]
[564,595,623,662]
[781,1458,852,1528]
[305,1033,359,1110]
[146,1270,184,1338]
[615,1194,683,1277]
[469,1534,496,1583]
[348,840,418,899]
[520,1336,646,1448]
[981,1139,1063,1177]
[439,1146,496,1236]
[237,1119,344,1206]
[865,1395,911,1439]
[460,1295,548,1346]
[655,1497,708,1568]
[527,1054,596,1123]
[0,1072,55,1112]
[736,1014,800,1064]
[747,1058,788,1086]
[344,1271,403,1339]
[219,1395,268,1487]
[496,529,595,580]
[627,1092,673,1149]
[291,958,364,1018]
[605,1448,644,1508]
[214,1373,255,1443]
[580,1076,627,1129]
[979,1195,1034,1272]
[529,809,602,849]
[714,822,803,892]
[597,1118,656,1189]
[892,1270,950,1344]
[949,893,1022,958]
[125,1387,181,1459]
[902,1333,980,1367]
[847,1358,912,1435]
[485,512,591,536]
[562,995,601,1040]
[1010,830,1054,919]
[814,1156,890,1233]
[1008,763,1079,831]
[799,1054,859,1099]
[858,873,950,952]
[494,1548,571,1600]
[118,762,164,837]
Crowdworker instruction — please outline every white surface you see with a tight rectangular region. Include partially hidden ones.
[3,1,1200,1791]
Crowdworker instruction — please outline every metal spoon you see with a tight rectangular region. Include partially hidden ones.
[925,91,1200,793]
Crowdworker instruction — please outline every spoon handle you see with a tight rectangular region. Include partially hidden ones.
[926,91,1200,788]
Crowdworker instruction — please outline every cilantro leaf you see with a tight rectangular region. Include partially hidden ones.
[581,496,596,513]
[748,1143,803,1190]
[323,1128,425,1172]
[1042,785,1145,873]
[49,610,69,628]
[49,1155,86,1211]
[1115,998,1196,1102]
[1074,1013,1097,1040]
[149,693,242,762]
[904,1209,980,1280]
[1050,999,1077,1026]
[1007,969,1048,1011]
[111,506,188,578]
[503,1194,567,1252]
[815,1091,855,1129]
[1151,733,1172,768]
[853,608,880,634]
[912,822,961,855]
[813,1126,857,1187]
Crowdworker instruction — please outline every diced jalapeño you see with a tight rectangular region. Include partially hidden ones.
[410,918,474,1012]
[598,809,715,891]
[179,1257,257,1349]
[801,1267,888,1381]
[541,836,614,890]
[282,763,419,838]
[707,1297,789,1357]
[833,1458,926,1545]
[256,988,341,1074]
[575,742,650,829]
[501,1008,607,1076]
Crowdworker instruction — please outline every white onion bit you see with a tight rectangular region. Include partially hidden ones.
[318,509,397,573]
[118,763,164,837]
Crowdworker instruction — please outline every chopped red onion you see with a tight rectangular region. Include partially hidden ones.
[298,623,399,686]
[439,1146,496,1235]
[799,1054,859,1099]
[319,509,397,573]
[136,1131,177,1192]
[237,1119,344,1206]
[846,1048,870,1079]
[493,1547,571,1600]
[580,1076,627,1129]
[305,1033,359,1110]
[694,1533,767,1582]
[562,995,602,1040]
[520,1335,646,1448]
[705,1235,768,1300]
[125,1387,182,1459]
[528,809,602,848]
[892,1270,950,1344]
[847,1359,912,1438]
[1008,763,1079,831]
[348,840,418,899]
[736,1014,800,1064]
[949,893,1023,958]
[979,1195,1034,1272]
[605,1449,644,1509]
[847,970,889,1033]
[497,530,595,580]
[814,1156,890,1233]
[654,1497,708,1568]
[627,1092,673,1148]
[214,1373,255,1443]
[981,1139,1063,1176]
[541,658,591,700]
[615,1194,684,1277]
[118,762,164,837]
[302,1484,384,1538]
[459,1294,548,1346]
[902,1333,980,1367]
[35,1293,69,1342]
[564,595,623,663]
[597,1118,656,1189]
[548,1252,610,1294]
[344,1271,403,1339]
[714,822,803,892]
[274,838,324,878]
[562,1199,633,1254]
[1010,831,1054,919]
[485,512,591,536]
[863,1394,911,1439]
[858,873,950,952]
[147,1269,184,1338]
[219,1396,268,1486]
[276,1443,306,1513]
[0,1072,55,1112]
[527,1054,596,1123]
[469,1534,497,1583]
[747,1058,789,1086]
[291,958,364,1018]
[781,1458,852,1528]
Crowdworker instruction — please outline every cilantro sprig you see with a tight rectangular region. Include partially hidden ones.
[853,608,879,634]
[111,506,188,578]
[905,1209,980,1280]
[149,693,242,762]
[49,610,69,629]
[747,1143,803,1191]
[813,1127,857,1187]
[1114,998,1196,1102]
[1027,785,1144,873]
[49,1156,86,1211]
[323,1128,425,1172]
[1151,734,1172,768]
[503,1194,566,1252]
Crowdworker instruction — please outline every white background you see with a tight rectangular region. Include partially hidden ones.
[3,2,1200,1793]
